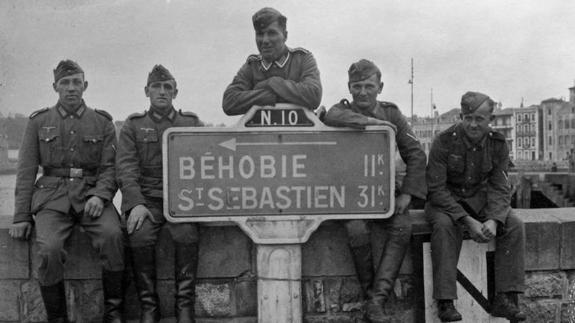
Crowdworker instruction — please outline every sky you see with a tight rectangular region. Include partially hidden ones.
[1,0,574,126]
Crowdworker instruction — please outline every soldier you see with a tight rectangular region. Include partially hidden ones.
[117,65,203,323]
[323,59,427,322]
[222,7,322,115]
[9,60,125,323]
[426,91,526,322]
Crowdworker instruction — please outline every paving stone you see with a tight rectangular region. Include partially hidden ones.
[519,211,561,270]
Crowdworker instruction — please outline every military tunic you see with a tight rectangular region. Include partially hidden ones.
[14,102,124,285]
[117,107,203,247]
[426,123,525,299]
[222,47,322,115]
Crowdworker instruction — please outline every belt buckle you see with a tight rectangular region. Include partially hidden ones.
[69,168,83,178]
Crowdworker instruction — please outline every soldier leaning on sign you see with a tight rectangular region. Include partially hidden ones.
[323,59,427,323]
[426,92,526,322]
[222,7,322,115]
[116,65,203,322]
[9,60,125,323]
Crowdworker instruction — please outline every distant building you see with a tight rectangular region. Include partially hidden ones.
[412,108,459,156]
[492,107,515,159]
[512,105,540,161]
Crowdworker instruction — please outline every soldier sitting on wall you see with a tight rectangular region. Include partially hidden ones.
[9,60,125,323]
[116,65,204,322]
[222,7,322,115]
[425,91,526,322]
[322,59,427,323]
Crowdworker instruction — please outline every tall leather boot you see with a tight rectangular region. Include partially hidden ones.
[40,281,69,323]
[102,270,126,323]
[132,246,160,323]
[366,227,410,323]
[349,244,374,299]
[174,242,199,323]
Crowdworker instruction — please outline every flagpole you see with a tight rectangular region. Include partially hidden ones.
[430,88,433,118]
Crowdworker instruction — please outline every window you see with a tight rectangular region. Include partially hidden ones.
[566,119,570,129]
[531,138,535,146]
[549,136,552,146]
[559,136,563,145]
[549,122,552,130]
[532,113,535,121]
[524,114,528,122]
[518,138,522,147]
[518,114,522,122]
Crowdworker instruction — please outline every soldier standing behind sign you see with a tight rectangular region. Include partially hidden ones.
[323,59,427,322]
[222,7,322,115]
[9,60,125,323]
[117,65,203,322]
[426,91,526,322]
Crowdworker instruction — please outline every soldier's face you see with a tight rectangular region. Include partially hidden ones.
[348,74,383,110]
[53,73,87,108]
[256,21,287,62]
[460,101,494,142]
[145,80,178,110]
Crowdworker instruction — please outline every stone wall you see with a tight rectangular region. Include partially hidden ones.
[0,208,574,322]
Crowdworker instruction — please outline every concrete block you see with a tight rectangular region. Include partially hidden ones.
[197,226,253,278]
[549,209,575,269]
[522,300,559,323]
[0,280,21,321]
[524,271,565,298]
[67,279,103,323]
[519,210,561,270]
[20,280,46,323]
[0,227,29,279]
[302,223,354,276]
[562,302,575,323]
[303,279,326,313]
[195,282,232,317]
[233,277,257,316]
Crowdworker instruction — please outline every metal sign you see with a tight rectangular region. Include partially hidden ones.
[163,105,395,223]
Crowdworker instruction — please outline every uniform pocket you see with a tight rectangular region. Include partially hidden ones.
[81,134,103,163]
[447,154,465,174]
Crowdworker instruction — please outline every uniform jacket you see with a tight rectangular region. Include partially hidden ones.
[323,100,427,201]
[13,102,117,223]
[222,47,322,115]
[116,107,203,214]
[426,123,511,223]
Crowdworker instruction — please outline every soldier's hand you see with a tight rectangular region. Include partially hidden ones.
[85,196,104,218]
[394,193,412,215]
[481,220,498,241]
[366,117,387,125]
[127,205,153,235]
[9,222,33,240]
[462,216,490,243]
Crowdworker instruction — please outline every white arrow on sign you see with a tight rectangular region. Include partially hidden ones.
[219,138,337,152]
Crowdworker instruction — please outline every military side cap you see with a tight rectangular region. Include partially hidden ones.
[252,7,286,31]
[348,59,381,83]
[53,60,84,82]
[147,64,174,85]
[460,91,491,114]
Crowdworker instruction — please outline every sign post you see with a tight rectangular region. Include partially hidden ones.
[163,104,396,322]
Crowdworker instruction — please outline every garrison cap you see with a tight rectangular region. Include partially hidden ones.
[53,60,84,83]
[460,91,492,114]
[252,7,287,32]
[348,59,381,83]
[147,64,175,85]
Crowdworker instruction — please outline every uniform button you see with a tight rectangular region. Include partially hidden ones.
[70,148,75,152]
[69,178,74,181]
[70,130,75,135]
[70,116,74,119]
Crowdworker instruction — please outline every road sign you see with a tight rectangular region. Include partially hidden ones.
[163,105,396,223]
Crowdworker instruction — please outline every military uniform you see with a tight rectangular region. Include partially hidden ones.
[426,123,525,299]
[117,107,203,246]
[116,64,203,323]
[222,47,322,115]
[15,98,125,322]
[324,97,427,322]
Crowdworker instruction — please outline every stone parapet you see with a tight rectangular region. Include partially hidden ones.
[0,209,573,322]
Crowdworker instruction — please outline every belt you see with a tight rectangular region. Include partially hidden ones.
[43,167,97,178]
